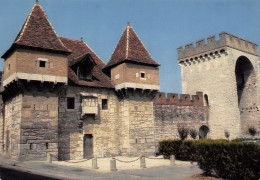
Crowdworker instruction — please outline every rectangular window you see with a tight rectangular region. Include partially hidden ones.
[67,97,75,109]
[39,60,46,68]
[102,99,108,110]
[141,72,145,78]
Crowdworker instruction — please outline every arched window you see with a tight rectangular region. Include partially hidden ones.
[199,125,209,139]
[204,94,209,106]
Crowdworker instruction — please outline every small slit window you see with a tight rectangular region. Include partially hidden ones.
[67,97,75,109]
[102,99,108,110]
[39,60,46,68]
[141,72,145,78]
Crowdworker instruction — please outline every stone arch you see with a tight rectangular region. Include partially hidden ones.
[235,56,256,107]
[199,125,209,139]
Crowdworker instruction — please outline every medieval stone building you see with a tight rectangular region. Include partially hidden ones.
[0,2,258,161]
[177,33,260,138]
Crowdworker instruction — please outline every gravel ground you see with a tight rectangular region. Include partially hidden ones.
[52,155,194,172]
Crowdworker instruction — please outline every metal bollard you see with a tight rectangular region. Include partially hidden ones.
[110,159,117,171]
[47,153,52,163]
[92,158,98,169]
[170,155,175,166]
[140,156,146,168]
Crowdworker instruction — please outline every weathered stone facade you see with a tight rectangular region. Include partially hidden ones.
[57,86,157,159]
[154,92,209,142]
[0,3,259,162]
[178,33,260,139]
[2,94,22,161]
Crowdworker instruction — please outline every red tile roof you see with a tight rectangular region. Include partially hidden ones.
[2,4,70,59]
[60,38,114,89]
[60,37,105,68]
[104,24,160,71]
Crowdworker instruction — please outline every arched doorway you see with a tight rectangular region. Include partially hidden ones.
[199,125,209,139]
[235,56,256,107]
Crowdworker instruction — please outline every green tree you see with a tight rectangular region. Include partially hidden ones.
[177,123,189,141]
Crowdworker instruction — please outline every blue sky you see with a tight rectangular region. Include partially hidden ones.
[0,0,260,93]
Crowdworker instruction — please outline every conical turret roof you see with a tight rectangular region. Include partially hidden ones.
[104,24,159,71]
[2,3,70,58]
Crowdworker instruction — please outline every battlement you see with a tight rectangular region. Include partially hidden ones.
[178,32,258,61]
[154,92,205,106]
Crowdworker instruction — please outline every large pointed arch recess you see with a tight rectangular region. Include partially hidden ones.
[235,56,256,108]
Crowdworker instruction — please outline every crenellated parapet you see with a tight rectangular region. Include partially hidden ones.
[177,32,258,64]
[154,92,205,106]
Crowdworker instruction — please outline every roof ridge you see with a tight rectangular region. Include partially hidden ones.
[104,24,159,70]
[128,26,155,63]
[126,25,130,59]
[60,37,104,64]
[15,4,37,43]
[41,6,70,52]
[60,37,83,43]
[5,3,71,56]
[107,26,128,65]
[82,41,106,65]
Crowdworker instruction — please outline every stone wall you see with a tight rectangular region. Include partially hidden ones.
[58,85,158,159]
[179,38,260,138]
[0,93,4,153]
[178,32,258,61]
[122,95,156,156]
[154,92,209,143]
[58,86,119,160]
[230,49,260,133]
[2,94,22,160]
[18,86,59,161]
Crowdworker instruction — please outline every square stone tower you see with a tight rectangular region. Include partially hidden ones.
[1,3,70,161]
[178,32,260,139]
[104,23,160,156]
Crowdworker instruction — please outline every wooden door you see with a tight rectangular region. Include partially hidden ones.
[83,134,93,159]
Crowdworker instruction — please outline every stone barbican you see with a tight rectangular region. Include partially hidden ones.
[0,2,258,162]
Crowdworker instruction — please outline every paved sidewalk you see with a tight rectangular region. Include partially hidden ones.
[0,155,203,180]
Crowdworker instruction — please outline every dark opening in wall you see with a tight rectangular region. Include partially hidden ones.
[235,56,255,107]
[6,130,9,151]
[141,72,145,78]
[39,60,46,68]
[46,143,49,149]
[204,94,209,106]
[67,97,75,109]
[102,99,108,110]
[30,143,33,150]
